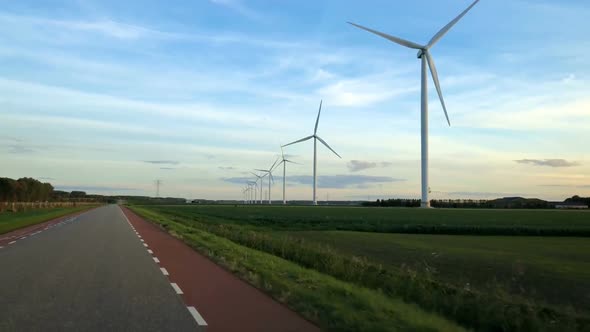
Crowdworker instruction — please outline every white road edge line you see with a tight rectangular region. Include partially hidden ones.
[8,241,16,245]
[153,257,160,263]
[147,249,153,254]
[140,239,144,242]
[160,267,169,276]
[171,283,183,294]
[0,246,4,249]
[187,306,208,329]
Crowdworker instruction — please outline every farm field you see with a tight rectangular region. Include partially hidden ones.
[130,204,590,331]
[0,206,94,234]
[286,231,590,309]
[147,205,590,234]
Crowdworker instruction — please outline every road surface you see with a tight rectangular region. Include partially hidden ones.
[0,205,199,332]
[1,205,319,332]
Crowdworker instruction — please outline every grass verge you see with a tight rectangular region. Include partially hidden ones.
[128,205,465,332]
[0,206,96,235]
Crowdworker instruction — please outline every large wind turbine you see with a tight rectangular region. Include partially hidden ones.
[348,0,480,208]
[256,159,279,205]
[283,100,341,205]
[277,145,299,205]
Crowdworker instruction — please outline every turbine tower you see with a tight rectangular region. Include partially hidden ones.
[251,172,266,204]
[283,100,341,205]
[348,0,480,208]
[154,179,162,198]
[277,145,299,205]
[256,159,279,204]
[247,181,257,204]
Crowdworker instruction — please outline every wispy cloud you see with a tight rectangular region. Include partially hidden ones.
[515,159,580,168]
[143,160,180,165]
[218,166,236,171]
[7,144,35,154]
[221,174,403,188]
[347,160,392,172]
[209,0,264,21]
[287,175,404,189]
[159,167,176,170]
[0,13,155,40]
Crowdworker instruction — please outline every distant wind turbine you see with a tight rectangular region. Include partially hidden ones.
[348,0,480,208]
[255,159,279,204]
[247,181,257,204]
[251,172,266,204]
[277,145,300,205]
[283,100,341,205]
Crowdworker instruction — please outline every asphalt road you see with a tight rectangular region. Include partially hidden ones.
[0,205,198,332]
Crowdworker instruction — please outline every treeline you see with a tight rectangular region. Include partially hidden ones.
[565,195,590,206]
[0,177,54,202]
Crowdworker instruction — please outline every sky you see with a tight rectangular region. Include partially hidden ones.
[0,0,589,201]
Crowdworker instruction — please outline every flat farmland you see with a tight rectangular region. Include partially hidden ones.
[285,231,590,309]
[149,205,590,235]
[132,204,590,331]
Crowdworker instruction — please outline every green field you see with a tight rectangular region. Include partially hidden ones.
[0,206,94,234]
[130,204,590,331]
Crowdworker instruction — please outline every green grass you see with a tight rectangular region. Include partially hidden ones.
[0,206,94,234]
[144,205,590,236]
[129,205,465,332]
[285,231,590,309]
[131,204,590,331]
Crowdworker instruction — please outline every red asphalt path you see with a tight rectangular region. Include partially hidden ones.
[0,208,93,247]
[121,206,320,332]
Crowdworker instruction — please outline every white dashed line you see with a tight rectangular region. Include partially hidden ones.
[143,243,148,247]
[140,239,144,242]
[147,249,153,254]
[160,267,169,276]
[171,283,183,294]
[20,237,27,240]
[187,306,208,330]
[153,257,160,263]
[8,241,16,245]
[0,246,4,249]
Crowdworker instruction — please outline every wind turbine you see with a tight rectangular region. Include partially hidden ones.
[251,172,266,204]
[242,187,248,204]
[283,100,341,205]
[256,159,279,205]
[277,145,300,205]
[247,181,257,204]
[348,0,480,208]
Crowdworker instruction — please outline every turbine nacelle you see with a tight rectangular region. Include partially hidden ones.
[417,49,426,59]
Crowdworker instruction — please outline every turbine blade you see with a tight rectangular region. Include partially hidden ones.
[316,136,342,159]
[314,100,322,134]
[427,0,480,49]
[280,144,285,159]
[425,52,451,126]
[254,169,268,172]
[282,135,314,147]
[270,157,279,171]
[347,22,424,49]
[285,160,301,165]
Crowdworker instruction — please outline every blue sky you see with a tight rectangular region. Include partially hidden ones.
[0,0,588,201]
